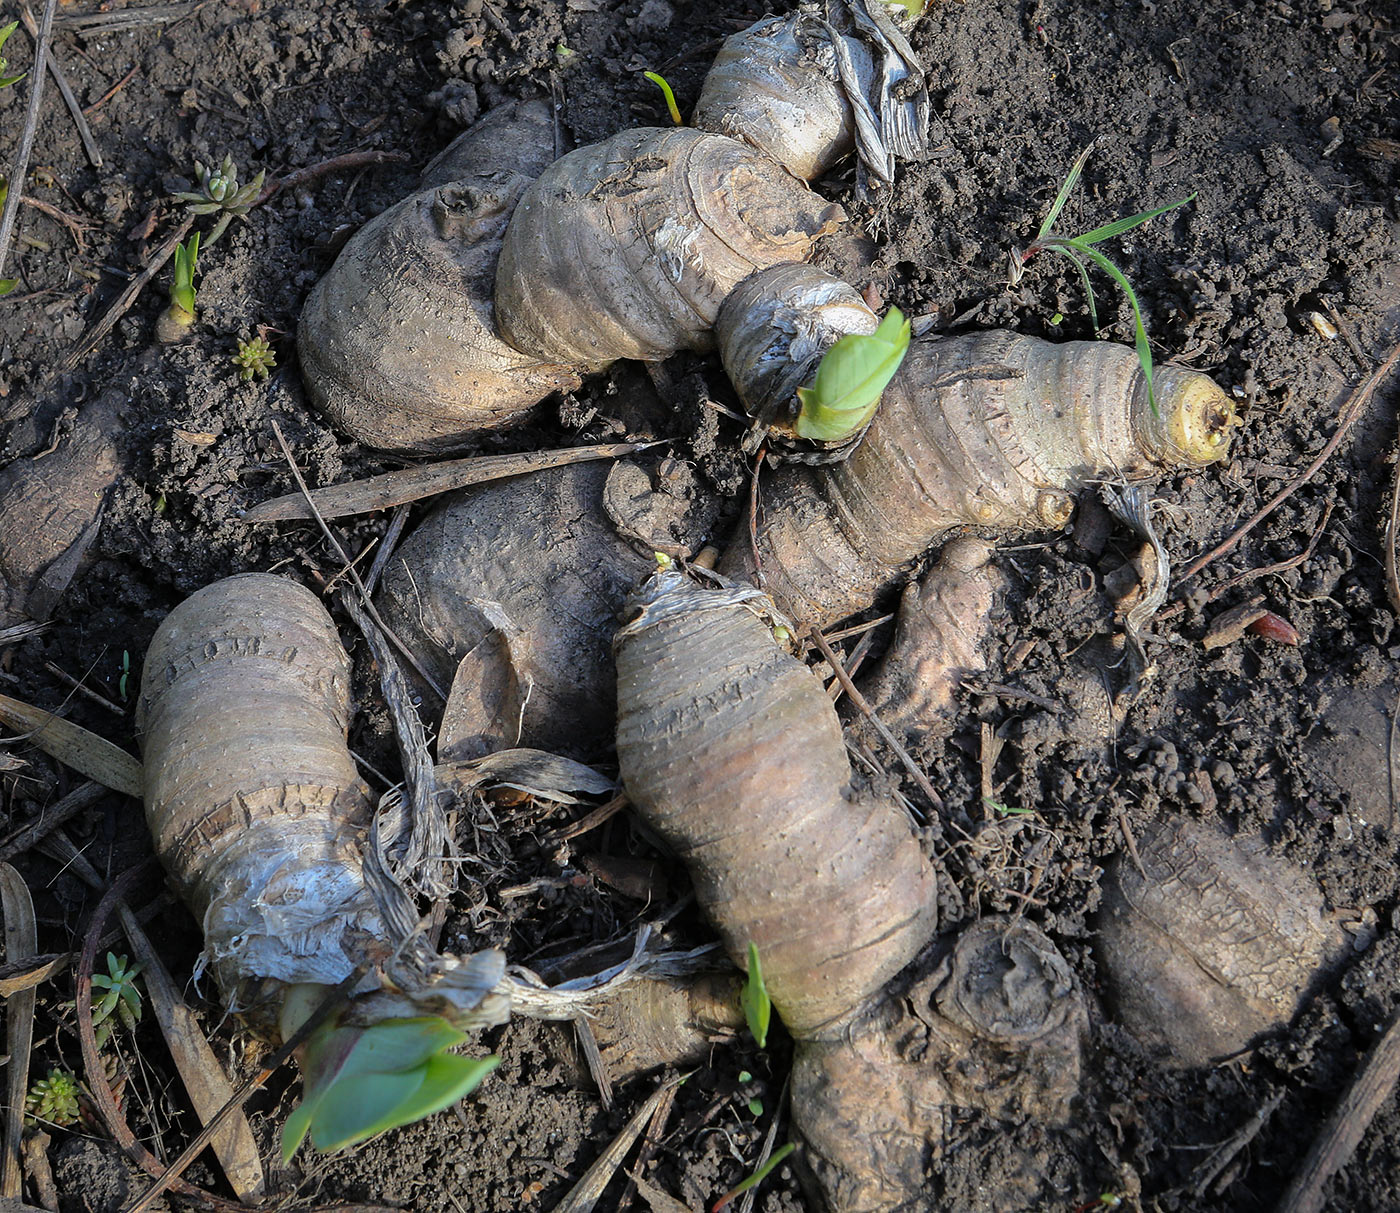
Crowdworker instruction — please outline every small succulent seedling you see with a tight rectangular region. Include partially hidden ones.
[0,21,26,88]
[26,1069,81,1127]
[794,308,911,443]
[1010,141,1195,414]
[739,941,772,1049]
[711,1142,796,1212]
[118,650,131,702]
[172,153,265,246]
[279,992,499,1160]
[233,334,277,381]
[157,232,200,343]
[91,952,143,1047]
[643,71,683,126]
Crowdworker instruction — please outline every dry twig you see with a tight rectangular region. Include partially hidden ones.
[0,0,59,287]
[1278,1011,1400,1213]
[20,3,101,167]
[1176,341,1400,588]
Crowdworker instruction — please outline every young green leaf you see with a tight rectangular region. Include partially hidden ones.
[711,1143,797,1212]
[171,232,200,318]
[794,307,911,442]
[1034,140,1096,242]
[643,71,683,126]
[0,21,26,89]
[281,1015,498,1161]
[1073,192,1197,247]
[740,941,772,1049]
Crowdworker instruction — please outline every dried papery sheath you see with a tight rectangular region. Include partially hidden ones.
[693,0,930,184]
[716,263,878,455]
[722,331,1240,626]
[494,126,844,369]
[137,575,393,1010]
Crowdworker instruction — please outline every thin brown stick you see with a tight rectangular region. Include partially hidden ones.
[20,3,101,167]
[82,62,139,115]
[21,195,91,249]
[256,148,411,206]
[1175,341,1400,587]
[1157,499,1335,623]
[1278,1010,1400,1213]
[76,864,247,1212]
[245,440,661,522]
[805,624,943,814]
[0,0,59,285]
[57,216,192,373]
[0,781,106,863]
[269,420,448,701]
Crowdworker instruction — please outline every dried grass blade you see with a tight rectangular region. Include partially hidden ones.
[0,861,38,1199]
[1386,441,1400,617]
[116,901,267,1201]
[0,692,141,797]
[243,441,662,523]
[550,1073,686,1213]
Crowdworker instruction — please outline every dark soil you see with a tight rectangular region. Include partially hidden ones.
[1,1,1398,1211]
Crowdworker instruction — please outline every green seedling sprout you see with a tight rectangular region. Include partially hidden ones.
[1011,140,1195,414]
[91,952,143,1048]
[711,1143,797,1212]
[25,1069,80,1127]
[278,994,499,1161]
[233,334,277,381]
[740,941,772,1049]
[794,307,911,443]
[984,796,1034,818]
[0,21,26,89]
[158,232,200,342]
[643,71,683,126]
[172,153,266,246]
[118,651,131,702]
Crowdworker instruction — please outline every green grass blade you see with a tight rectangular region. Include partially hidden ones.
[1041,241,1099,329]
[711,1143,797,1211]
[1075,245,1158,413]
[1035,139,1097,241]
[1074,192,1197,246]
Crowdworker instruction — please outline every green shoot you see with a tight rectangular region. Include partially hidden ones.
[172,154,265,246]
[157,232,200,342]
[643,71,683,126]
[88,952,143,1049]
[171,232,200,318]
[1013,141,1195,414]
[711,1143,797,1212]
[233,334,277,381]
[0,21,26,89]
[280,1011,499,1161]
[0,176,12,295]
[740,941,772,1049]
[984,796,1034,818]
[794,308,911,443]
[884,0,927,17]
[118,651,131,702]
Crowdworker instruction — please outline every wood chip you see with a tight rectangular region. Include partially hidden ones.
[0,694,142,797]
[243,440,659,523]
[1201,597,1268,650]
